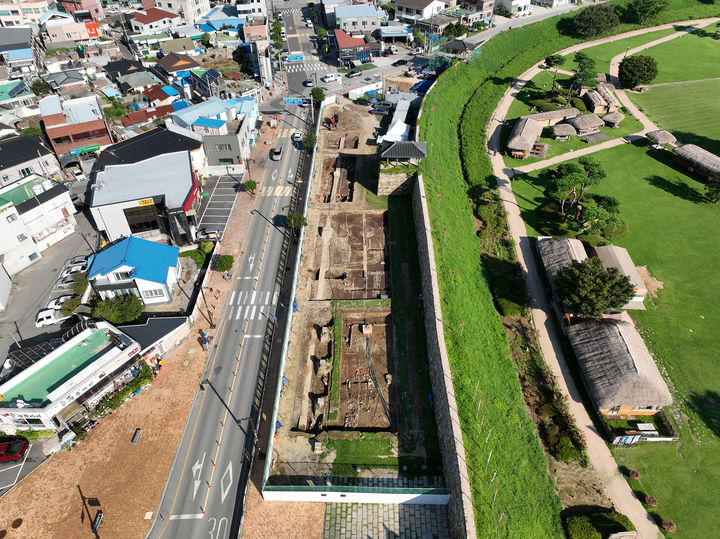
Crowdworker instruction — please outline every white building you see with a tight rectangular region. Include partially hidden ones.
[334,4,388,32]
[395,0,446,24]
[153,0,210,25]
[0,135,60,188]
[234,0,266,17]
[130,7,179,35]
[0,0,50,28]
[0,174,75,275]
[496,0,532,17]
[87,235,181,305]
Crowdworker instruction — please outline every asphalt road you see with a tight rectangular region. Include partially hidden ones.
[146,96,310,539]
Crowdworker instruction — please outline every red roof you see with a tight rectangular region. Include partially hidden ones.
[132,7,179,25]
[334,29,365,49]
[121,105,174,127]
[142,83,171,102]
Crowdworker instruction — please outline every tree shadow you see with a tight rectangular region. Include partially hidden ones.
[688,390,720,438]
[644,175,704,204]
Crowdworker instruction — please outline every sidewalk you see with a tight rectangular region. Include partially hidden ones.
[482,19,718,539]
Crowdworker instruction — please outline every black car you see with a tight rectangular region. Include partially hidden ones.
[382,50,392,57]
[356,98,371,106]
[392,59,408,67]
[376,100,393,109]
[346,69,362,78]
[370,108,390,116]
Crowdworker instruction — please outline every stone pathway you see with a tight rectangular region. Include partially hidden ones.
[483,17,719,539]
[323,503,449,539]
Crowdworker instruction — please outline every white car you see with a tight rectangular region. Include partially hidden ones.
[305,20,313,28]
[71,169,86,181]
[60,263,87,278]
[35,309,69,328]
[47,295,73,310]
[291,131,303,142]
[64,255,88,267]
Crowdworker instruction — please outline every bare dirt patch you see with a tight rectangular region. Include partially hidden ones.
[637,265,664,301]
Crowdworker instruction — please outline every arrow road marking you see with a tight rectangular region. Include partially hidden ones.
[248,254,256,273]
[192,452,206,500]
[220,462,233,503]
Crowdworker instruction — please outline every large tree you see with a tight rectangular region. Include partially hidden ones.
[572,51,597,88]
[706,174,720,204]
[627,0,669,24]
[618,55,658,88]
[545,54,566,94]
[542,157,605,215]
[555,257,634,318]
[572,4,620,38]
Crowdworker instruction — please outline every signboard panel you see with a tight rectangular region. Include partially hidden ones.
[283,98,303,105]
[70,144,100,156]
[287,55,303,62]
[428,35,439,41]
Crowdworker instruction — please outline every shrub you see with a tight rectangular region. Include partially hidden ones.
[566,515,601,539]
[72,273,88,296]
[496,297,522,317]
[216,254,234,272]
[618,55,658,88]
[571,97,587,111]
[662,519,677,533]
[556,435,580,462]
[244,179,257,193]
[572,4,621,38]
[200,241,214,254]
[629,469,640,480]
[565,511,635,539]
[645,495,658,506]
[529,98,557,112]
[61,296,81,316]
[92,295,144,324]
[95,361,152,415]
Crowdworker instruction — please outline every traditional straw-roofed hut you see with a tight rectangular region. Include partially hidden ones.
[582,90,606,114]
[550,123,577,141]
[594,245,646,310]
[646,129,676,148]
[506,117,543,159]
[567,114,604,136]
[597,84,620,111]
[673,144,720,179]
[537,237,587,291]
[602,111,624,128]
[567,319,672,416]
[521,107,580,127]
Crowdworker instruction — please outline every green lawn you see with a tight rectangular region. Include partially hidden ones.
[512,141,720,536]
[639,29,720,84]
[506,70,574,121]
[565,26,681,74]
[629,79,720,154]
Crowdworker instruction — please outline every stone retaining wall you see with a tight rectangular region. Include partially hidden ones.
[411,174,476,539]
[377,171,414,195]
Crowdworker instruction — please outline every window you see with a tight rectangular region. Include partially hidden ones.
[215,143,232,151]
[17,233,27,242]
[143,289,165,298]
[6,214,17,223]
[115,271,131,281]
[19,167,33,177]
[29,252,39,261]
[218,158,234,165]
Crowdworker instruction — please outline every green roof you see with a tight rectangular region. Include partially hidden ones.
[1,330,112,405]
[134,32,171,42]
[0,81,33,103]
[191,69,206,76]
[0,176,53,206]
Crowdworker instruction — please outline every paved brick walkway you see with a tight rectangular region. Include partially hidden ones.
[323,504,449,539]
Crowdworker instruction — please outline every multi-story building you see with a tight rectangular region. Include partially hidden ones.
[394,0,446,24]
[129,7,179,34]
[0,0,49,27]
[39,95,113,165]
[234,0,266,17]
[334,4,387,32]
[0,135,60,187]
[0,27,43,80]
[495,0,531,17]
[40,9,100,45]
[58,0,103,22]
[531,0,568,7]
[143,0,210,25]
[459,0,494,22]
[0,174,76,274]
[333,29,371,65]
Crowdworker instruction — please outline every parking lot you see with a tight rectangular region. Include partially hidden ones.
[0,442,47,498]
[0,209,99,361]
[197,174,243,239]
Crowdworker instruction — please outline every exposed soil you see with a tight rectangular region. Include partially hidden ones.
[637,265,663,302]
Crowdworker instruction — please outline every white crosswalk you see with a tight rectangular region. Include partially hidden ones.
[260,185,293,197]
[285,62,331,73]
[227,290,278,320]
[277,127,301,138]
[280,8,303,13]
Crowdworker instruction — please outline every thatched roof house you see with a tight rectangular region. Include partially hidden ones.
[582,90,605,113]
[674,144,720,179]
[646,130,676,146]
[567,319,672,415]
[602,111,624,128]
[522,107,580,127]
[537,237,587,290]
[506,117,543,158]
[550,123,577,140]
[567,114,604,135]
[594,245,646,310]
[597,84,620,110]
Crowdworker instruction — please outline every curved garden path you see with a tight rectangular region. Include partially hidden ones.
[485,17,718,539]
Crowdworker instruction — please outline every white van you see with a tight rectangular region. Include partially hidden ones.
[322,73,341,83]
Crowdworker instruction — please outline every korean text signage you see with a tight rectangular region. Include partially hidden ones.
[70,144,100,156]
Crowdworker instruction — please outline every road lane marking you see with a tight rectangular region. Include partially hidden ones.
[251,290,256,304]
[191,452,206,500]
[220,462,233,503]
[265,291,271,304]
[235,307,242,320]
[169,514,204,520]
[245,335,264,338]
[249,305,256,320]
[229,291,235,305]
[243,305,250,320]
[227,306,234,320]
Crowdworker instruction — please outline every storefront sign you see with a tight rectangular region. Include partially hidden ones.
[138,198,154,206]
[283,98,303,105]
[70,144,100,156]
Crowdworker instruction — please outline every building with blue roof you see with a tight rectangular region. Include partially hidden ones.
[0,27,43,81]
[87,236,181,305]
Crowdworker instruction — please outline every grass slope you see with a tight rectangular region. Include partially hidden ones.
[629,78,720,154]
[512,141,720,536]
[641,29,720,84]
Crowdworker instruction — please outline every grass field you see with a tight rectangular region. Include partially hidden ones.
[640,29,720,84]
[566,26,681,74]
[512,141,720,536]
[629,78,720,154]
[506,70,574,121]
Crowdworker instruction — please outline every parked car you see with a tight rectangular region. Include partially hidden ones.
[382,50,392,57]
[0,439,28,462]
[271,147,283,161]
[370,108,390,116]
[392,59,408,67]
[47,294,73,310]
[197,227,219,240]
[71,168,86,181]
[355,98,371,106]
[303,78,313,87]
[60,263,87,278]
[305,19,313,27]
[56,275,77,289]
[291,131,303,142]
[322,73,341,83]
[346,70,362,78]
[35,308,69,328]
[376,100,393,109]
[64,255,88,267]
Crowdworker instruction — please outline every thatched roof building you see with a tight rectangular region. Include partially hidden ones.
[522,107,580,127]
[507,117,543,153]
[597,84,620,109]
[594,245,646,309]
[582,90,605,111]
[567,114,604,134]
[602,111,624,128]
[550,123,577,140]
[567,319,672,414]
[646,130,676,146]
[537,237,587,290]
[674,144,720,179]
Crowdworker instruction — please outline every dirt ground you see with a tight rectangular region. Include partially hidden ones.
[637,265,663,301]
[0,184,255,539]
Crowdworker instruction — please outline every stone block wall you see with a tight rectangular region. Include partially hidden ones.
[377,171,414,195]
[411,174,476,539]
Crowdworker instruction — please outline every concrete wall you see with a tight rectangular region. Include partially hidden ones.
[262,489,450,504]
[411,175,476,539]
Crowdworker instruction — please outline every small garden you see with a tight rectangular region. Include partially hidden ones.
[95,360,153,416]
